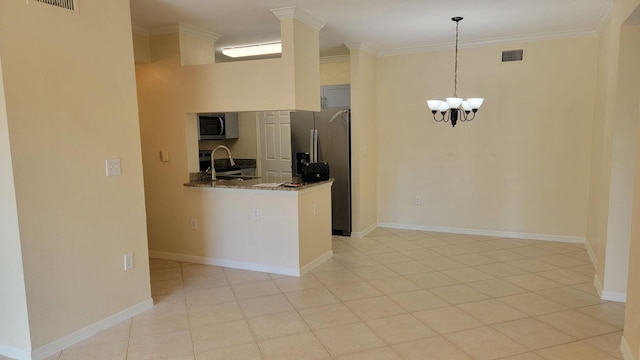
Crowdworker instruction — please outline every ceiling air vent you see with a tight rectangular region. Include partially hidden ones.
[33,0,75,11]
[502,49,524,63]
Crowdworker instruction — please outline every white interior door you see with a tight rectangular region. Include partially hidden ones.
[259,111,292,183]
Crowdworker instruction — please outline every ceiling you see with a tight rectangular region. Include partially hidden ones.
[129,0,612,58]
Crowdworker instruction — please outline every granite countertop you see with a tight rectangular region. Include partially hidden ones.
[185,172,333,191]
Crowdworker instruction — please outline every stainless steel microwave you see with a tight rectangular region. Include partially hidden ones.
[197,112,239,140]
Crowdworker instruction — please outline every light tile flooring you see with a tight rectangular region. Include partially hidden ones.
[8,228,627,360]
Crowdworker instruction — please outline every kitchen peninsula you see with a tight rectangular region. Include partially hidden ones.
[174,176,334,276]
[134,9,339,278]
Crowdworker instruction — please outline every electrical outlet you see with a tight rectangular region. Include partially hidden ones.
[313,203,318,216]
[190,218,198,230]
[124,253,134,271]
[252,208,260,220]
[106,159,121,176]
[415,196,422,205]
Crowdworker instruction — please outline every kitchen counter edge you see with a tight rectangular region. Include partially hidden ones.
[184,178,334,192]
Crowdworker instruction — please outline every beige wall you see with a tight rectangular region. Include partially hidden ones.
[0,55,32,352]
[350,47,378,234]
[602,21,640,298]
[179,18,320,113]
[151,33,182,62]
[136,17,321,259]
[620,5,640,359]
[588,4,622,293]
[376,37,597,238]
[0,0,151,349]
[292,20,321,110]
[151,184,331,275]
[587,0,640,305]
[180,188,301,272]
[234,112,259,158]
[298,185,333,267]
[628,125,640,360]
[179,32,215,66]
[133,33,151,63]
[588,0,640,294]
[320,57,351,85]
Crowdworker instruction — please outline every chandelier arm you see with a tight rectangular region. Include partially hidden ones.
[431,111,446,122]
[462,111,476,121]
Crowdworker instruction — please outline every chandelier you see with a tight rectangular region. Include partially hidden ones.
[427,17,484,127]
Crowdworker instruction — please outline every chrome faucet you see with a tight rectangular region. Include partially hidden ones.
[211,145,235,180]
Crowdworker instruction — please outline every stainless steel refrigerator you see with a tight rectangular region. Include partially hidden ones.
[290,109,352,236]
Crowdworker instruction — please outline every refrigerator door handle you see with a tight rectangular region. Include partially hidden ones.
[312,129,318,162]
[309,130,315,162]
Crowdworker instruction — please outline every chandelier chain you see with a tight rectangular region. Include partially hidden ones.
[454,19,459,98]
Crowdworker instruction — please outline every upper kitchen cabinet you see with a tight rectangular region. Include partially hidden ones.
[321,84,350,110]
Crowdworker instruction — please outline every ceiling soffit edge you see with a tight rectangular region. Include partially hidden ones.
[345,42,379,57]
[595,0,614,33]
[144,22,221,42]
[147,23,177,36]
[178,23,222,42]
[131,24,149,36]
[271,6,327,31]
[320,55,350,64]
[377,28,598,57]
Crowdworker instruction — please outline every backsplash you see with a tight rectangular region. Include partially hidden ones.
[213,158,256,168]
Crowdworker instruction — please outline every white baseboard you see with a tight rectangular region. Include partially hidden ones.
[150,250,332,277]
[585,239,626,303]
[376,222,585,243]
[0,344,30,360]
[351,223,377,238]
[602,291,627,303]
[594,274,627,302]
[621,336,635,360]
[1,299,154,360]
[593,274,604,297]
[299,251,334,275]
[585,240,598,266]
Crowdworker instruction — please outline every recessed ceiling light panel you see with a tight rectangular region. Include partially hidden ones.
[221,42,282,58]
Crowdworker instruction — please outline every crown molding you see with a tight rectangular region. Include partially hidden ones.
[270,6,327,31]
[148,22,221,42]
[131,24,149,36]
[320,55,350,64]
[595,0,613,33]
[178,23,222,42]
[377,29,597,57]
[345,42,379,57]
[149,23,179,36]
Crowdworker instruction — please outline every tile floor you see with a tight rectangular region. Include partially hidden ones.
[5,228,626,360]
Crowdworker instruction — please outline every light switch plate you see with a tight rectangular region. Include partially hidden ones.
[160,151,170,162]
[124,253,134,271]
[106,159,121,176]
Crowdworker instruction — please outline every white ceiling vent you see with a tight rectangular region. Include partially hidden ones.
[502,49,524,62]
[33,0,75,11]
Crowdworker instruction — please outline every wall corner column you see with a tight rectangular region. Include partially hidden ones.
[347,43,378,235]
